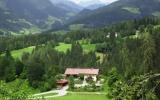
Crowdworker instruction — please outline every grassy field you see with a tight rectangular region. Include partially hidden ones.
[82,44,96,52]
[122,7,140,14]
[1,46,35,59]
[11,46,35,59]
[48,94,108,100]
[55,43,96,53]
[35,93,58,98]
[55,43,72,52]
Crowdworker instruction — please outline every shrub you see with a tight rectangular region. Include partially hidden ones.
[107,68,119,87]
[0,80,32,100]
[69,76,75,90]
[85,76,94,84]
[79,74,84,80]
[107,74,159,100]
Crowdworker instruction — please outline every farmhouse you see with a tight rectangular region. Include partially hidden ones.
[64,68,99,81]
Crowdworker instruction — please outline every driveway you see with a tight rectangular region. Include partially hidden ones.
[33,85,69,99]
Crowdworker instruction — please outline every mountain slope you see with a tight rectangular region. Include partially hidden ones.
[0,0,79,35]
[67,0,160,27]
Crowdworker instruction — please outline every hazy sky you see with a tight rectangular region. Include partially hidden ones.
[69,0,118,4]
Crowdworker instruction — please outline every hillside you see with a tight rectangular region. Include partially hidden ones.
[0,0,79,35]
[67,0,160,27]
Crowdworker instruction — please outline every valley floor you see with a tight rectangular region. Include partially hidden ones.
[48,94,108,100]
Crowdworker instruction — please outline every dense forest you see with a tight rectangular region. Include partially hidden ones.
[0,17,160,99]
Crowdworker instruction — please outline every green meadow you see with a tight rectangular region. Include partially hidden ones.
[48,94,108,100]
[122,7,140,14]
[55,43,72,52]
[55,43,96,53]
[1,46,35,59]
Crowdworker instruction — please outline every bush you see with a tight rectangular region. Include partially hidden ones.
[85,76,94,84]
[73,84,103,92]
[107,68,119,87]
[69,76,75,90]
[107,74,159,100]
[64,37,72,44]
[74,79,83,84]
[79,74,84,80]
[0,80,32,100]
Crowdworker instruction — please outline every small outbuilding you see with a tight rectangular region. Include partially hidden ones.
[64,68,99,81]
[57,79,68,87]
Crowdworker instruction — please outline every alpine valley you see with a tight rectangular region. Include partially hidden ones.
[0,1,160,100]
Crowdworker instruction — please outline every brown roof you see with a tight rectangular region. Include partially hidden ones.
[65,68,99,75]
[57,79,68,84]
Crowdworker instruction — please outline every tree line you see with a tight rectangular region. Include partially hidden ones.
[0,33,61,53]
[100,18,160,99]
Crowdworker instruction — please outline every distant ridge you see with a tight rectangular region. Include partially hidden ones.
[66,0,160,28]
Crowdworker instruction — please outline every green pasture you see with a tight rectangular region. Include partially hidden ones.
[1,46,35,59]
[55,43,96,53]
[48,94,108,100]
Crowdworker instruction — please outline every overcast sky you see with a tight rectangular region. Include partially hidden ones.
[69,0,118,4]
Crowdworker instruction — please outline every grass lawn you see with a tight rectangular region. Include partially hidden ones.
[55,43,96,53]
[82,44,96,52]
[11,46,35,59]
[55,43,72,52]
[1,46,35,59]
[122,7,140,14]
[35,93,58,97]
[48,94,108,100]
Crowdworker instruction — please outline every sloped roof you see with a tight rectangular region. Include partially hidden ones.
[65,68,99,75]
[57,79,68,84]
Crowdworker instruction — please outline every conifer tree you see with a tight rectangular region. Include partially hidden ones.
[142,32,156,73]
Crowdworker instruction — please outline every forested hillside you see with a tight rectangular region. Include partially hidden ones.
[1,0,160,34]
[67,0,160,28]
[0,0,80,35]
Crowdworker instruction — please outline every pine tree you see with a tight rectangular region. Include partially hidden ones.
[120,46,133,78]
[142,32,156,73]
